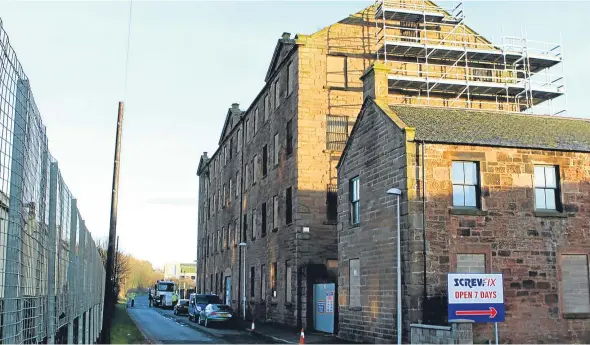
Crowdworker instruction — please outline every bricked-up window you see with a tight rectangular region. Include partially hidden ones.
[245,164,250,189]
[274,79,280,109]
[234,219,239,246]
[350,177,360,225]
[326,184,338,222]
[221,226,226,251]
[261,264,266,299]
[561,254,590,315]
[534,165,560,211]
[254,108,259,134]
[223,185,227,208]
[456,254,486,273]
[237,128,242,152]
[236,172,240,198]
[286,187,293,224]
[223,145,227,165]
[271,262,278,297]
[326,115,349,151]
[288,61,295,96]
[349,259,361,307]
[228,179,232,204]
[250,267,255,297]
[243,213,248,242]
[227,223,231,249]
[273,195,279,230]
[452,161,479,208]
[264,95,270,122]
[253,156,258,185]
[262,145,268,177]
[273,133,279,166]
[261,202,267,237]
[213,193,216,214]
[251,208,256,240]
[286,120,293,156]
[286,261,292,303]
[206,235,210,256]
[217,230,220,252]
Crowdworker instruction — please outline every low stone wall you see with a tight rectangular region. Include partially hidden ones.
[410,320,473,344]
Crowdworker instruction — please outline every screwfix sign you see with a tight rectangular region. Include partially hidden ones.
[447,273,505,323]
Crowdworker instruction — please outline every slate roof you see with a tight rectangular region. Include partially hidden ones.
[388,105,590,152]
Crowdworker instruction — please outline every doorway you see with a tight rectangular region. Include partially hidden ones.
[225,276,232,305]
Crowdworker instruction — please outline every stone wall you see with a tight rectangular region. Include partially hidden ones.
[410,321,473,344]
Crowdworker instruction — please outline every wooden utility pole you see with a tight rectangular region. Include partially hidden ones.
[101,101,124,344]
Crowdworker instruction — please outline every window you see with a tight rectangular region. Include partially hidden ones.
[254,108,259,134]
[271,262,277,298]
[221,226,225,250]
[250,267,255,297]
[237,128,242,152]
[261,264,266,299]
[264,95,270,122]
[262,145,268,177]
[561,254,590,315]
[243,213,247,242]
[224,145,227,165]
[286,261,292,303]
[273,133,279,166]
[217,230,220,252]
[251,208,256,240]
[288,61,295,96]
[273,195,279,230]
[326,184,338,222]
[350,177,360,225]
[229,179,232,204]
[229,137,234,159]
[227,223,231,249]
[245,164,250,188]
[206,235,210,256]
[234,219,239,246]
[274,79,280,108]
[213,193,216,214]
[326,115,349,151]
[245,119,250,143]
[223,185,227,208]
[261,202,267,237]
[349,259,360,307]
[286,187,292,224]
[452,161,479,208]
[253,156,258,184]
[210,274,213,293]
[456,254,486,273]
[218,189,222,211]
[236,172,240,198]
[534,165,560,211]
[286,121,293,156]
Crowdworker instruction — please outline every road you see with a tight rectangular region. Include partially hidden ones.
[126,295,271,344]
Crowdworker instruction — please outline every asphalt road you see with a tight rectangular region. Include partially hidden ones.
[126,295,271,344]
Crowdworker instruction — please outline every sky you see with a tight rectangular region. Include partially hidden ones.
[0,1,587,268]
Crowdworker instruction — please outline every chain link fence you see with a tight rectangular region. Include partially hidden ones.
[0,19,106,344]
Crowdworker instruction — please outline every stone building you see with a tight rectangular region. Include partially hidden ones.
[336,63,590,343]
[196,0,567,333]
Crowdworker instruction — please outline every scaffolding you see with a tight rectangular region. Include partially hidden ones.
[375,0,567,115]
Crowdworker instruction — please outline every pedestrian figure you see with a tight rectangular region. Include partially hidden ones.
[131,292,136,307]
[148,292,153,307]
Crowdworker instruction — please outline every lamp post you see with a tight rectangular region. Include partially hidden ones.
[387,187,402,345]
[238,242,247,321]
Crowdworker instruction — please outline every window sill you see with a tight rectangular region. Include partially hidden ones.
[261,233,267,238]
[350,223,360,228]
[349,306,362,311]
[272,228,278,233]
[534,210,567,218]
[450,208,488,216]
[563,313,590,319]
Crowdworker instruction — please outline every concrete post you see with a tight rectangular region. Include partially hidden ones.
[449,319,474,344]
[47,163,59,344]
[67,199,79,344]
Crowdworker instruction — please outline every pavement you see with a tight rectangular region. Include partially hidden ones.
[126,295,356,344]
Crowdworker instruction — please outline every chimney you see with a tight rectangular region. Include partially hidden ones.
[231,103,239,110]
[282,32,291,40]
[360,63,390,101]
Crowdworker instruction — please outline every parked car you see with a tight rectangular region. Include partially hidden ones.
[174,299,189,316]
[198,304,234,327]
[188,293,221,322]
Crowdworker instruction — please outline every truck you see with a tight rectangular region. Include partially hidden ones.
[152,280,176,308]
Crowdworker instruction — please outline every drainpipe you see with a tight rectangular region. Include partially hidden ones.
[421,141,427,309]
[238,116,246,320]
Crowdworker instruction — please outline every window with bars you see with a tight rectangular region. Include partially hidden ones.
[326,115,349,151]
[326,184,338,222]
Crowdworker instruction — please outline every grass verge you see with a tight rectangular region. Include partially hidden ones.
[111,302,147,344]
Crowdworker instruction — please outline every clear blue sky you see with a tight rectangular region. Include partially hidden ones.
[0,1,587,268]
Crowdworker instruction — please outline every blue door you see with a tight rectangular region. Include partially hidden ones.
[313,283,335,333]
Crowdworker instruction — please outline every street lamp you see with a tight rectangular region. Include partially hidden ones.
[238,242,247,321]
[387,187,402,345]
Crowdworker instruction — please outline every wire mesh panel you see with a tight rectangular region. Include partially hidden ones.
[0,19,105,344]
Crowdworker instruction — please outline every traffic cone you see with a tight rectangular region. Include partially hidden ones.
[299,328,305,344]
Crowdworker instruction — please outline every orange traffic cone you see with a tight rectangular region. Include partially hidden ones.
[299,328,305,344]
[250,319,255,333]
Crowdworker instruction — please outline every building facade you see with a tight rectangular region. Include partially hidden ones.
[196,0,567,333]
[163,263,196,280]
[336,64,590,343]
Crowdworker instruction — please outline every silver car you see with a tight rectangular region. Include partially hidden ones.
[197,304,234,327]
